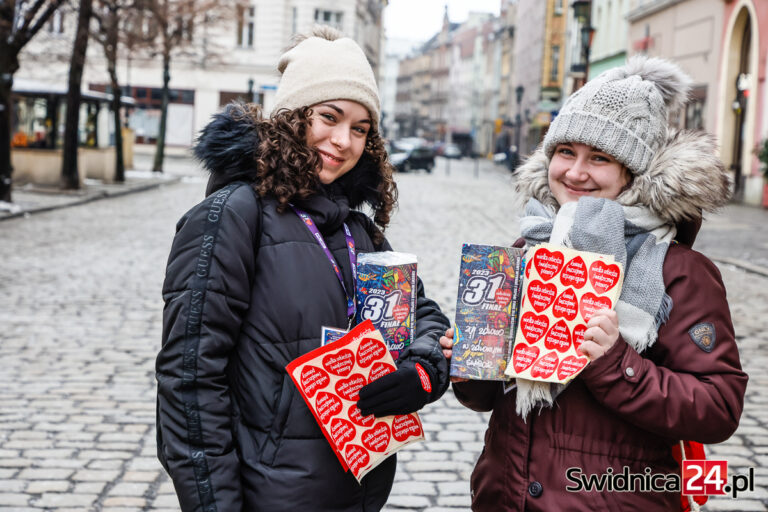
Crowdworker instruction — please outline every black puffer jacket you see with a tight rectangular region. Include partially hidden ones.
[156,105,450,512]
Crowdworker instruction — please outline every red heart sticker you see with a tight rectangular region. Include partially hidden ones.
[357,337,387,368]
[300,365,330,398]
[348,404,375,427]
[552,288,578,321]
[560,256,587,288]
[527,280,557,313]
[525,259,531,279]
[335,373,366,401]
[415,363,432,393]
[520,312,549,343]
[329,417,356,449]
[315,392,343,424]
[589,260,621,294]
[322,349,354,377]
[512,342,540,373]
[533,248,564,281]
[392,414,422,442]
[345,444,371,476]
[573,324,587,351]
[530,351,559,379]
[392,303,410,323]
[369,362,396,383]
[495,289,512,308]
[557,355,589,381]
[544,320,571,353]
[361,422,391,453]
[579,293,613,323]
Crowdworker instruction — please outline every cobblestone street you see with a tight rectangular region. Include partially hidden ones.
[1,157,767,511]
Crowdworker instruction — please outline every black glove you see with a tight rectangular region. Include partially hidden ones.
[357,360,435,417]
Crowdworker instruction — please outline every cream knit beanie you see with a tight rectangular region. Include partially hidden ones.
[543,56,692,175]
[270,25,381,125]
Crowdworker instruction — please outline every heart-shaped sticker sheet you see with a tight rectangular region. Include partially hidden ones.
[286,320,424,482]
[451,244,526,381]
[505,243,623,384]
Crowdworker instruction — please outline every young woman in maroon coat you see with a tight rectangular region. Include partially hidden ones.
[440,57,748,511]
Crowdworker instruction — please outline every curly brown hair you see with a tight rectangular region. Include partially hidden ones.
[235,103,397,241]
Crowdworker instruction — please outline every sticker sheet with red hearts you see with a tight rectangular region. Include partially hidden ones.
[285,319,425,483]
[504,243,624,383]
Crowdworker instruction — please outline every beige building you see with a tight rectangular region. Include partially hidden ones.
[394,51,432,138]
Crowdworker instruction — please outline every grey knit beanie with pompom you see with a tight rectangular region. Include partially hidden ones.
[543,56,692,175]
[270,25,381,125]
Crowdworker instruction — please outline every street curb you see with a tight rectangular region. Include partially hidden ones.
[712,257,768,278]
[0,177,182,222]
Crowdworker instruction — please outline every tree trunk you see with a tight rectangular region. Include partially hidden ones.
[61,0,94,189]
[152,52,170,173]
[108,67,125,182]
[105,6,124,182]
[0,72,15,202]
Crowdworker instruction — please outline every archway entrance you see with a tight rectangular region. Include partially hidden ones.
[721,7,754,199]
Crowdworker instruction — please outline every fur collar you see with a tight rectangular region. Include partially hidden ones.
[193,102,383,210]
[513,130,732,236]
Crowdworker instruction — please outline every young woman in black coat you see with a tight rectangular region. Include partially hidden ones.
[156,26,450,512]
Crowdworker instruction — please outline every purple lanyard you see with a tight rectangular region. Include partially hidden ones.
[291,205,357,319]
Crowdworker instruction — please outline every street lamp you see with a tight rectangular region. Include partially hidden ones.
[581,24,596,78]
[572,0,590,22]
[571,0,594,88]
[247,78,254,103]
[513,85,524,171]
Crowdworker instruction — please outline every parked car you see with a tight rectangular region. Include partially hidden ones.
[442,143,462,159]
[389,142,435,172]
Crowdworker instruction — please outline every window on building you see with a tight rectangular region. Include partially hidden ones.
[314,9,343,31]
[237,5,255,48]
[550,46,560,83]
[11,97,50,148]
[47,11,64,33]
[684,86,707,131]
[554,0,563,15]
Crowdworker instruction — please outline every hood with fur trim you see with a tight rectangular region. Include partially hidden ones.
[194,102,383,209]
[514,129,731,243]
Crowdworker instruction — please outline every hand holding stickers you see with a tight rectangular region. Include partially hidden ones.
[505,243,624,383]
[286,320,425,483]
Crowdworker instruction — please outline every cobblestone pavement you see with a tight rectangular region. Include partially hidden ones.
[0,157,767,511]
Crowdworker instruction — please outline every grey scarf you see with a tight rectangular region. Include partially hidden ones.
[514,197,676,417]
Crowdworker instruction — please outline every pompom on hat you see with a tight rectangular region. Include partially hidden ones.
[543,56,692,175]
[270,25,381,126]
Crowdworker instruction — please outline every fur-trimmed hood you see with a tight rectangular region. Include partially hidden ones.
[514,129,732,241]
[193,102,383,209]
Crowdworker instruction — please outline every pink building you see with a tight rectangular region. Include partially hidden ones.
[717,0,768,206]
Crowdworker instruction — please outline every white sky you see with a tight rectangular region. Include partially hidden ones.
[384,0,501,45]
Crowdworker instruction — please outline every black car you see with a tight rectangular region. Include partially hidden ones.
[389,143,435,172]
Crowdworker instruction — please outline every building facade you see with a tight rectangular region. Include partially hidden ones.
[590,0,630,78]
[17,0,386,147]
[717,0,768,206]
[627,0,723,134]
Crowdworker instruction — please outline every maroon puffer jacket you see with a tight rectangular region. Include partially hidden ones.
[453,242,747,511]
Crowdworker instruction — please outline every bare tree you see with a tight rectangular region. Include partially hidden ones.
[60,0,92,189]
[90,0,133,182]
[0,0,67,201]
[140,0,244,173]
